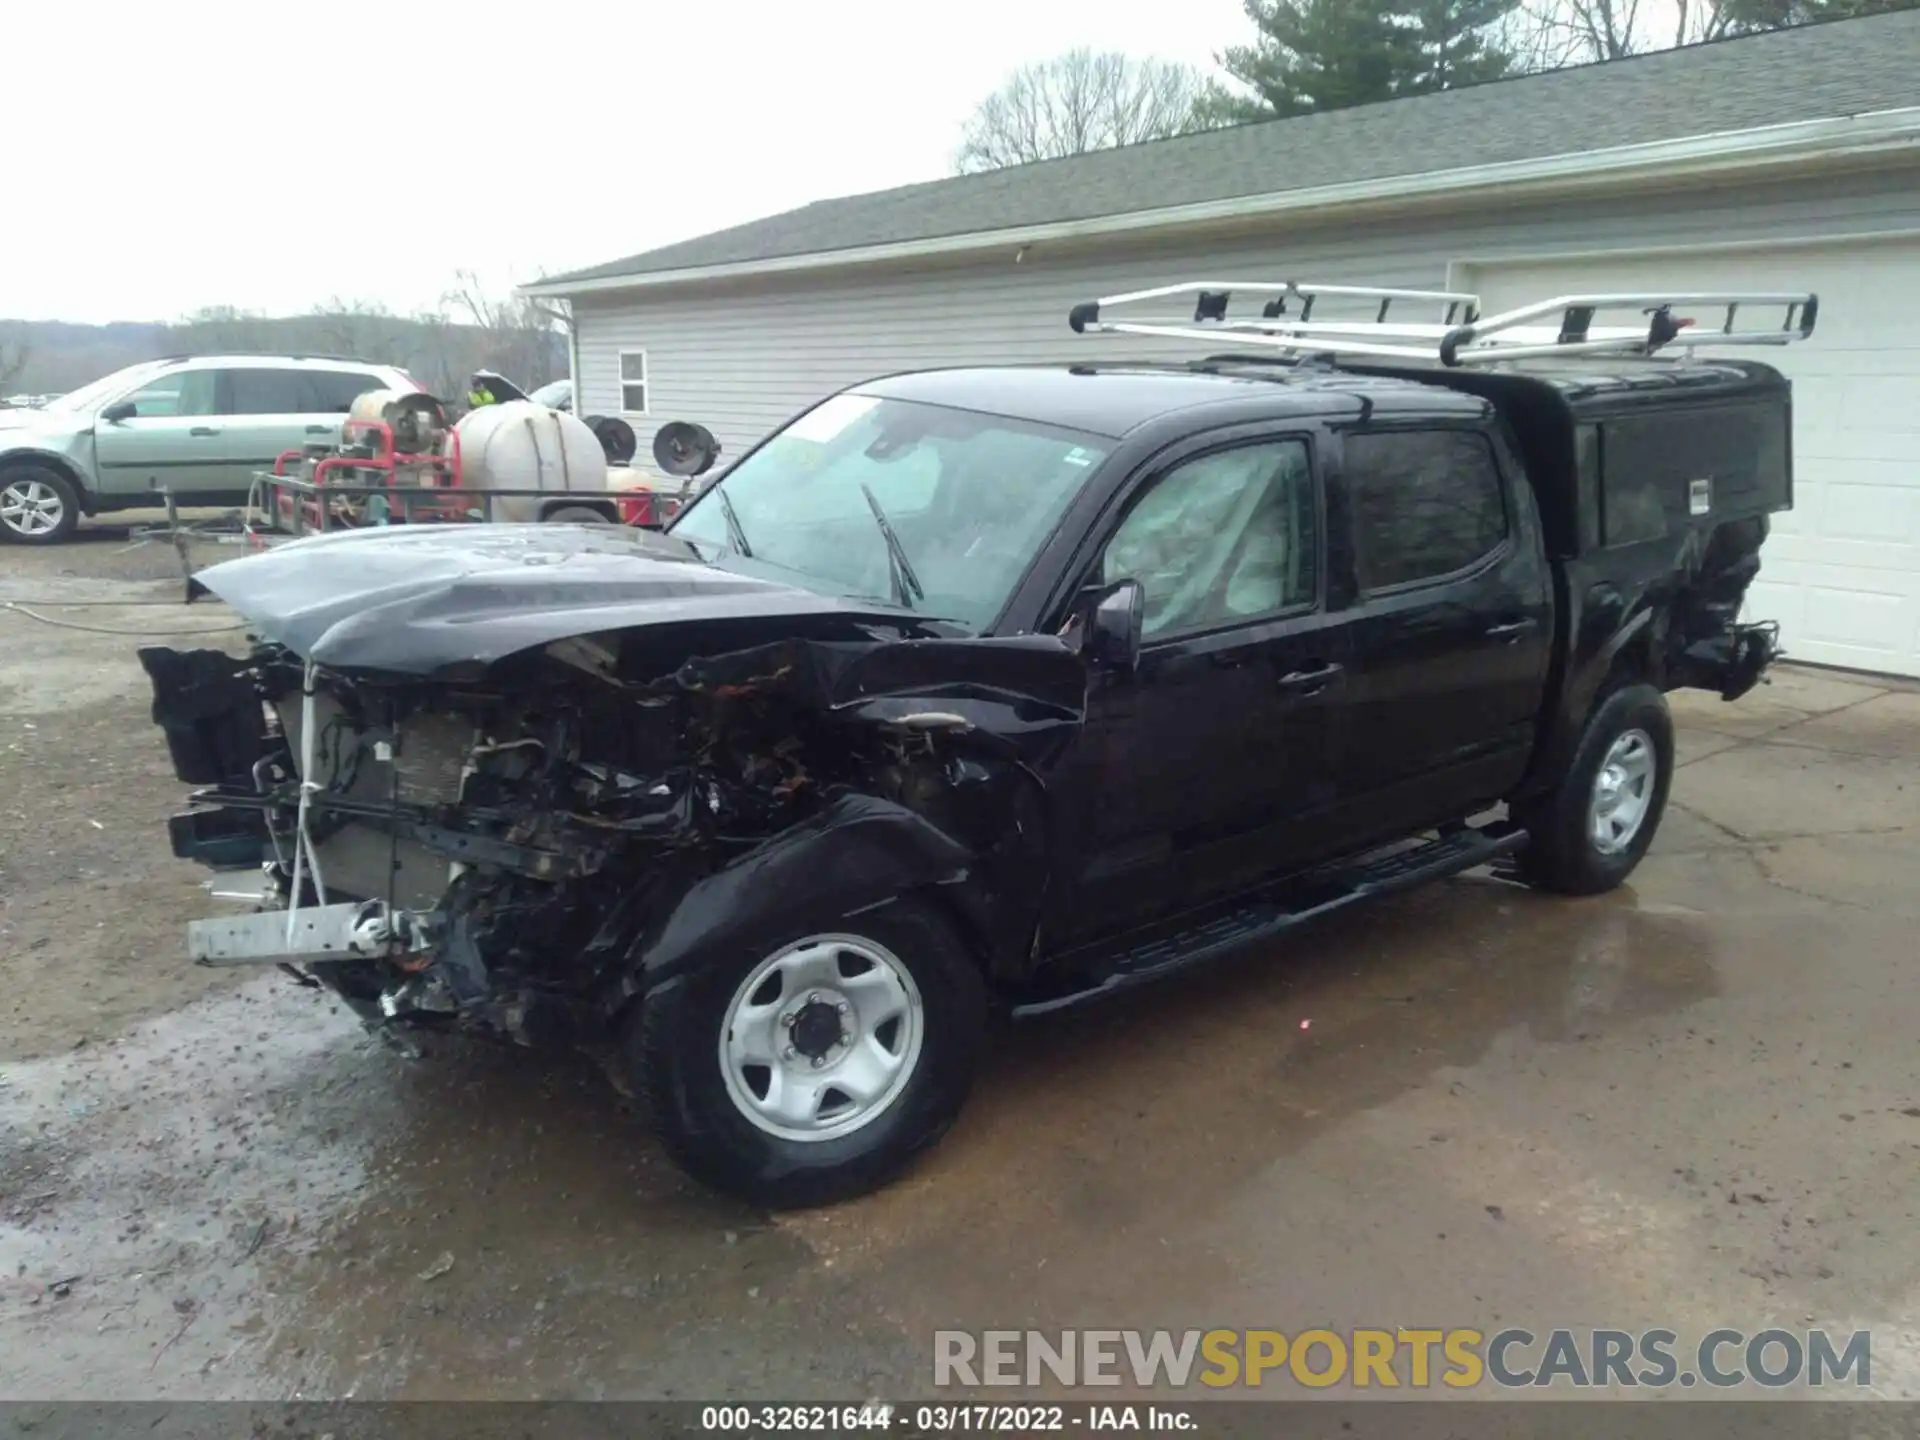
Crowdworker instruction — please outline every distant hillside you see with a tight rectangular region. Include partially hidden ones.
[0,310,566,401]
[1,320,175,395]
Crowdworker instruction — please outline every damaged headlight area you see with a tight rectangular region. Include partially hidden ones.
[137,630,1068,1050]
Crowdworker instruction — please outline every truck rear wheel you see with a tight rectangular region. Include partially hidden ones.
[1516,682,1674,895]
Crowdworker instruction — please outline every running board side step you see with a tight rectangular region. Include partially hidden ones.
[1011,825,1528,1018]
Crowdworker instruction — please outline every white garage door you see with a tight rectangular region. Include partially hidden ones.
[1460,238,1920,678]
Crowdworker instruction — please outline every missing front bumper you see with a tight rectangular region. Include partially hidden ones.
[187,900,436,968]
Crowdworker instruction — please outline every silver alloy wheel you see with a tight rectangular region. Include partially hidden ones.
[0,477,65,538]
[1590,728,1656,855]
[719,933,926,1143]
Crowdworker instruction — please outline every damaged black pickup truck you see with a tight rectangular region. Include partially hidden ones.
[140,282,1812,1207]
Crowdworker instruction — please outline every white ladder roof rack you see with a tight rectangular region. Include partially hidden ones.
[1066,280,1818,367]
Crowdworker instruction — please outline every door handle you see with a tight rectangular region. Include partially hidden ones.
[305,424,333,434]
[189,426,220,437]
[1277,660,1343,695]
[1485,618,1538,641]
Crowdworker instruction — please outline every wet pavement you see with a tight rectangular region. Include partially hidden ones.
[3,635,1919,1400]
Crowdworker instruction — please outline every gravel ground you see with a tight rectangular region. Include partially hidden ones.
[0,514,253,1060]
[2,518,1918,1412]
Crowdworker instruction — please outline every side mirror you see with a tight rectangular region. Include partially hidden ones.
[1081,578,1144,671]
[100,400,137,423]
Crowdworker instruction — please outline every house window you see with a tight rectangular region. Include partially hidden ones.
[619,351,649,414]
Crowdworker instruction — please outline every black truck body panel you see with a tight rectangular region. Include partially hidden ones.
[143,355,1792,1036]
[1340,359,1788,798]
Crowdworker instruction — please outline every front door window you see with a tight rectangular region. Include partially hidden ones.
[1100,439,1317,637]
[119,370,220,418]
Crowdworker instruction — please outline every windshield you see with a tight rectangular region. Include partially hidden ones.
[43,362,169,416]
[670,394,1110,632]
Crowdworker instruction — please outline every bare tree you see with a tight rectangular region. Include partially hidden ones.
[171,304,269,354]
[0,325,31,395]
[0,280,570,406]
[1503,0,1898,67]
[955,49,1211,174]
[439,269,565,392]
[1503,0,1649,64]
[303,297,400,359]
[170,299,413,370]
[1504,0,1742,63]
[447,269,569,333]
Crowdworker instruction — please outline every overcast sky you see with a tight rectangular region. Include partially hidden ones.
[4,0,1250,325]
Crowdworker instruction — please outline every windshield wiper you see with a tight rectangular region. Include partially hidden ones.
[714,487,753,558]
[859,483,924,610]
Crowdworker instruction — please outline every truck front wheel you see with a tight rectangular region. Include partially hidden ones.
[630,899,987,1208]
[1516,683,1674,895]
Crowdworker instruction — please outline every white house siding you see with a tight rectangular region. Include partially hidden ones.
[571,229,1438,459]
[574,160,1920,672]
[576,166,1920,452]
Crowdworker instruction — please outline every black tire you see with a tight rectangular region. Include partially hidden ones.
[542,503,614,524]
[631,898,987,1209]
[1516,682,1674,895]
[0,463,82,545]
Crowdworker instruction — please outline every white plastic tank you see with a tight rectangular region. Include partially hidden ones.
[451,400,609,522]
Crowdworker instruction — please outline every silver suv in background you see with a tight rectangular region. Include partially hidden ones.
[0,355,417,543]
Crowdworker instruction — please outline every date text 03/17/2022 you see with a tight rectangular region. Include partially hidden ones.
[699,1404,1198,1432]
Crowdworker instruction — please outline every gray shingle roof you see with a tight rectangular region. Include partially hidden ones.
[549,11,1920,286]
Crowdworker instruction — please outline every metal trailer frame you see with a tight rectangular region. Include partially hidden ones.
[253,472,626,537]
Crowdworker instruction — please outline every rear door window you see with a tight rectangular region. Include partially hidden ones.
[306,370,386,413]
[1344,429,1509,590]
[228,369,308,415]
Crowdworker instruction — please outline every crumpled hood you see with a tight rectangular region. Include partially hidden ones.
[192,523,938,675]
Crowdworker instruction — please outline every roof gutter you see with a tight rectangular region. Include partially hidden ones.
[524,106,1920,300]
